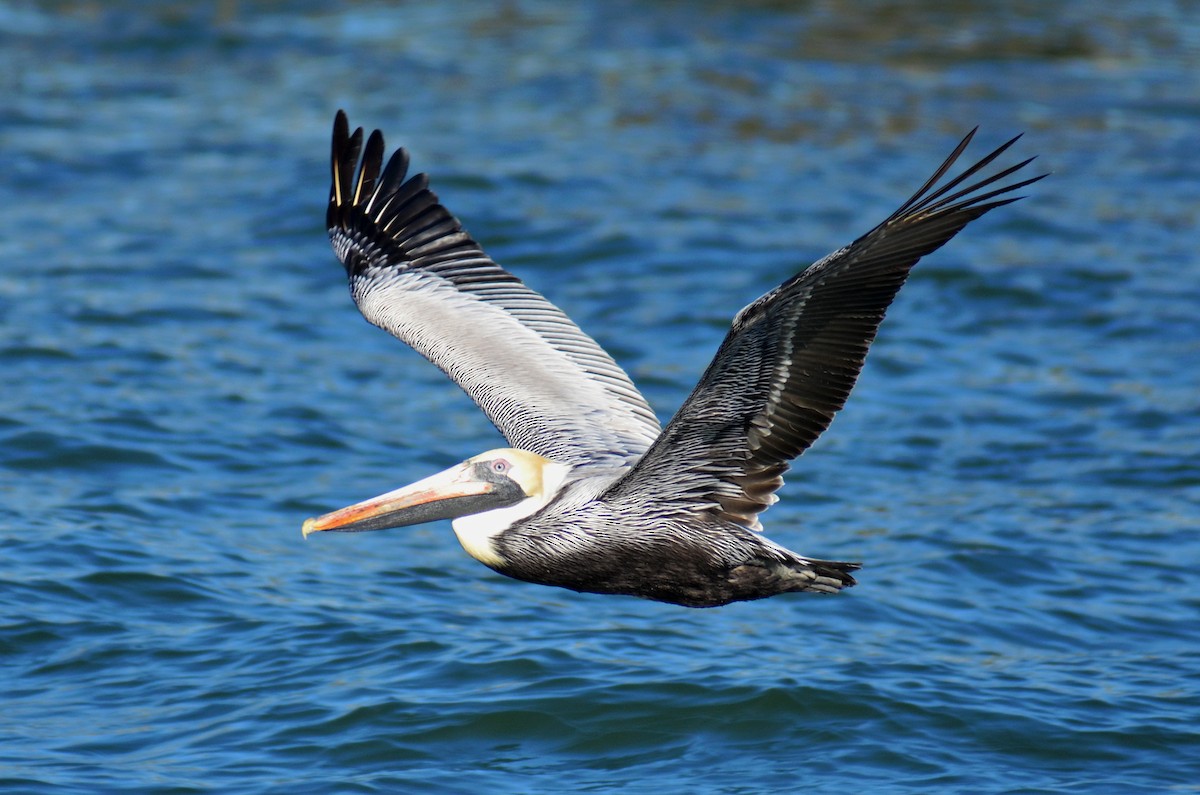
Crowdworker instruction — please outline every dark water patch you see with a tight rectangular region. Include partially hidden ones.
[2,431,180,473]
[71,569,219,608]
[2,1,1199,792]
[0,344,77,363]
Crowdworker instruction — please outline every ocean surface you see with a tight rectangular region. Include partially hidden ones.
[2,2,1197,792]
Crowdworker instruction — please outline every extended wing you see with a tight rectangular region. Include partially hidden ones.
[605,129,1044,529]
[327,111,661,466]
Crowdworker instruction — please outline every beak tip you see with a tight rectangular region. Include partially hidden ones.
[302,517,319,538]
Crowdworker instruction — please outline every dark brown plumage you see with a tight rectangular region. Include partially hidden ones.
[304,112,1044,607]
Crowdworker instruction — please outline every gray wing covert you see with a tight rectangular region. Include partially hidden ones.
[327,111,662,466]
[605,130,1044,531]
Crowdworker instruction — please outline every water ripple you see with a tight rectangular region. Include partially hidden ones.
[2,1,1198,792]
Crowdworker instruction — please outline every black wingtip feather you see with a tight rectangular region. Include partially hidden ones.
[620,127,1045,536]
[328,110,365,231]
[890,127,978,219]
[354,129,385,208]
[320,112,664,467]
[892,130,1047,226]
[327,112,453,267]
[367,148,411,216]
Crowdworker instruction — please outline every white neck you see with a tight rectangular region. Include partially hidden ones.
[451,461,571,568]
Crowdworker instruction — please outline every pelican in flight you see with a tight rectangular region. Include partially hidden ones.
[303,111,1042,607]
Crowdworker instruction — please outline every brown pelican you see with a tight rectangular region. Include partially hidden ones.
[303,111,1042,607]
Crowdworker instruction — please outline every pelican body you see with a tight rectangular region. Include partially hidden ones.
[304,111,1042,608]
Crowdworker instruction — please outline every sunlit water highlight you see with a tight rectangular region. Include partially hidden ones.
[1,2,1197,792]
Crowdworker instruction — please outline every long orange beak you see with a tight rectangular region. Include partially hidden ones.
[302,462,507,537]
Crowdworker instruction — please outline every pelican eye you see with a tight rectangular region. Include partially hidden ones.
[490,459,511,475]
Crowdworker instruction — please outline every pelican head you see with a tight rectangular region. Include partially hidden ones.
[302,448,571,567]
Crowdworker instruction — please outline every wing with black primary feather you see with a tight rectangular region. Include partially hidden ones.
[326,111,662,467]
[606,129,1045,531]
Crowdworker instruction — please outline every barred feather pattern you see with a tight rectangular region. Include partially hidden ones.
[327,111,661,467]
[318,114,1041,606]
[604,129,1045,533]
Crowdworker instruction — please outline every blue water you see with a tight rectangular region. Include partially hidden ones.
[2,1,1198,792]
